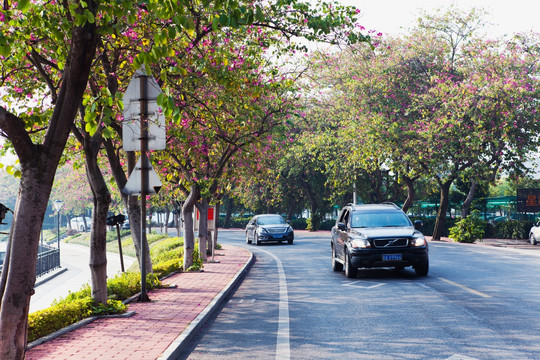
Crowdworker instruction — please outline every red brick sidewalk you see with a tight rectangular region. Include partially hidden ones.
[26,245,252,360]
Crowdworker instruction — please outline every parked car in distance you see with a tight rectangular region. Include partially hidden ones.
[331,203,429,278]
[246,214,294,245]
[529,220,540,245]
[70,217,92,232]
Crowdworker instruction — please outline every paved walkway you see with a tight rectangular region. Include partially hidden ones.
[25,245,253,360]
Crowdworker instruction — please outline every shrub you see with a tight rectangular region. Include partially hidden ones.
[449,213,486,243]
[28,297,94,342]
[494,220,534,239]
[290,218,307,230]
[28,298,126,343]
[319,219,335,231]
[153,258,182,279]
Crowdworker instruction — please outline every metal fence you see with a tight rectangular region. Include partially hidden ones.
[35,244,60,277]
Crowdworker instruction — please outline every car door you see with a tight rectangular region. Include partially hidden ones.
[246,218,256,241]
[335,209,350,260]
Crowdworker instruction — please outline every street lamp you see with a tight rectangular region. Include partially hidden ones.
[53,200,64,254]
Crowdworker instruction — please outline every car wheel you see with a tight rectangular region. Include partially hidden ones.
[331,245,343,272]
[415,261,429,276]
[344,250,357,278]
[246,232,252,244]
[288,239,293,245]
[530,233,537,245]
[255,234,261,246]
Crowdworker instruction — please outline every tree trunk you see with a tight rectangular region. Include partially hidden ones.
[164,210,170,235]
[224,197,233,228]
[461,180,477,218]
[85,152,110,305]
[182,185,200,270]
[401,175,416,214]
[0,14,97,357]
[302,181,319,231]
[0,167,52,359]
[432,180,453,241]
[195,198,209,262]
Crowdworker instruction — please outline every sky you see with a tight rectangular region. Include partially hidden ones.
[349,0,540,37]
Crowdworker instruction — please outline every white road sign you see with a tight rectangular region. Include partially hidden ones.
[122,68,166,151]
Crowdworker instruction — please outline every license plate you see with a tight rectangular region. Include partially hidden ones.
[383,254,402,261]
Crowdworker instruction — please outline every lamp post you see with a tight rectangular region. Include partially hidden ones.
[53,200,64,255]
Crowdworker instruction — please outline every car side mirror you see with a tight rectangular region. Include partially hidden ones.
[414,220,423,230]
[337,222,346,231]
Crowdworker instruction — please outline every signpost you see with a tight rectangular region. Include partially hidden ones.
[121,68,164,302]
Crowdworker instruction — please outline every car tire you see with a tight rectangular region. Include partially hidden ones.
[415,261,429,276]
[332,245,343,272]
[288,239,293,245]
[344,250,357,278]
[255,234,261,246]
[530,233,537,245]
[246,233,252,244]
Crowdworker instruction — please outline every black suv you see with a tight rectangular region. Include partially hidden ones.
[331,203,429,277]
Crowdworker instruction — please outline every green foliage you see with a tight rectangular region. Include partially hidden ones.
[289,218,307,230]
[187,246,203,272]
[410,217,457,237]
[28,297,127,343]
[153,258,182,279]
[449,213,486,243]
[319,219,335,231]
[494,220,534,239]
[28,297,94,343]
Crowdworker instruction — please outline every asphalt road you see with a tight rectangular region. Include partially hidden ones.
[30,242,135,312]
[179,229,540,360]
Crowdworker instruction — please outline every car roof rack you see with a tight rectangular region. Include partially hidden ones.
[381,201,400,209]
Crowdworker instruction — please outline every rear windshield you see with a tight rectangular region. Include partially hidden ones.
[351,211,412,228]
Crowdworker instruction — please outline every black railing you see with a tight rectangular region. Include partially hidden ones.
[36,245,60,277]
[0,244,60,276]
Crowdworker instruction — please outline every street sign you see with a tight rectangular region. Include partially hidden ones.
[195,205,216,231]
[122,156,163,195]
[122,68,166,151]
[517,188,540,212]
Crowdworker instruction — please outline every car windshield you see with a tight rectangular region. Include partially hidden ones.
[351,211,412,228]
[257,216,286,225]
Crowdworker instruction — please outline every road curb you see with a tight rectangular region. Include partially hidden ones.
[158,248,255,360]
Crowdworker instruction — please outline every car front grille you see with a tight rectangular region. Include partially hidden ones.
[267,228,288,234]
[373,238,409,248]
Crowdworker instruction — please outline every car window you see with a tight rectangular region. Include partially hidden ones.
[338,209,349,225]
[257,216,286,225]
[351,211,411,228]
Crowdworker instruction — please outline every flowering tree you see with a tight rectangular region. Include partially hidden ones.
[301,7,540,240]
[0,0,100,356]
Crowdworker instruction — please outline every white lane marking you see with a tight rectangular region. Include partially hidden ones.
[342,282,386,289]
[439,278,491,298]
[446,355,479,360]
[258,248,290,360]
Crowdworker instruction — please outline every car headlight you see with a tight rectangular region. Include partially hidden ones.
[412,233,426,247]
[351,238,371,249]
[287,226,293,232]
[258,228,268,234]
